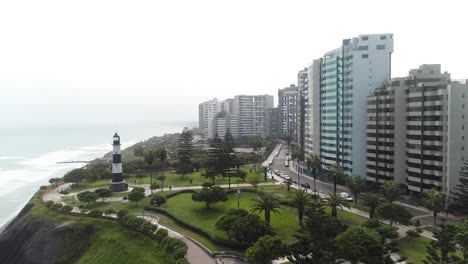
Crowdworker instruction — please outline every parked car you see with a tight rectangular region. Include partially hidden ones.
[300,182,311,189]
[274,169,279,175]
[339,192,353,201]
[284,161,289,167]
[269,160,273,165]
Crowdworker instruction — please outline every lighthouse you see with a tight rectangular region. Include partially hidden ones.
[109,133,128,192]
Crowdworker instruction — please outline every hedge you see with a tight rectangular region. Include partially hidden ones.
[166,189,197,199]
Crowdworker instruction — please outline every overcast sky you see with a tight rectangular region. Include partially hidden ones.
[1,0,467,127]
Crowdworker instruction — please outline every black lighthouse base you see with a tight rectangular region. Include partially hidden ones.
[109,181,128,192]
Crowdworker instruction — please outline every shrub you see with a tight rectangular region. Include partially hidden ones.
[88,209,103,217]
[40,185,48,190]
[59,190,70,195]
[385,230,399,239]
[61,205,73,214]
[117,209,129,222]
[155,228,169,243]
[150,195,167,207]
[140,221,158,236]
[415,227,423,233]
[45,200,54,208]
[406,229,420,238]
[161,237,187,259]
[121,215,146,231]
[51,203,63,212]
[175,259,190,264]
[363,218,381,229]
[166,189,197,199]
[104,209,116,216]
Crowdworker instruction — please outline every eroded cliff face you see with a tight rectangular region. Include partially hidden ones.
[0,203,93,264]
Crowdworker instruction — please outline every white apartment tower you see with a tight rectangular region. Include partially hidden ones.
[198,98,221,139]
[233,95,274,137]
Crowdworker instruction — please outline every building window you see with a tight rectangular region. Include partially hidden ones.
[362,54,369,59]
[380,36,387,40]
[463,146,465,151]
[358,45,369,51]
[463,115,465,119]
[463,125,465,130]
[362,36,368,41]
[463,136,465,140]
[463,104,465,109]
[376,44,386,50]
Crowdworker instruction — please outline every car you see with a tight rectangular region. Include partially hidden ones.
[274,169,279,175]
[269,160,273,165]
[339,192,353,201]
[284,161,289,167]
[300,182,311,189]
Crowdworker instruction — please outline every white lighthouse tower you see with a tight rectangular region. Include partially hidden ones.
[109,133,128,192]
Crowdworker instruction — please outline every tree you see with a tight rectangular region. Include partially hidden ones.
[325,193,350,218]
[291,145,304,186]
[451,161,468,213]
[94,188,112,201]
[144,149,157,195]
[361,192,384,219]
[191,185,227,209]
[128,189,145,206]
[288,198,346,263]
[176,127,194,179]
[157,147,168,188]
[249,175,262,192]
[347,175,364,205]
[306,154,320,192]
[455,221,468,262]
[289,189,312,225]
[250,193,282,225]
[327,163,342,195]
[285,177,292,192]
[215,209,273,246]
[64,168,86,185]
[249,136,263,171]
[376,202,412,225]
[236,169,247,181]
[77,191,98,207]
[104,208,116,216]
[150,183,160,192]
[421,188,446,227]
[151,195,167,207]
[205,133,223,184]
[134,145,145,161]
[222,128,237,189]
[245,235,288,264]
[336,225,383,263]
[381,180,400,202]
[424,224,457,264]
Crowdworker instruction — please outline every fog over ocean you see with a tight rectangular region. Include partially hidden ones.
[0,122,182,230]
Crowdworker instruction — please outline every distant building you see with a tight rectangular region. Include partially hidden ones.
[366,64,468,199]
[278,84,299,143]
[305,60,321,158]
[221,98,234,114]
[213,111,239,138]
[233,95,274,137]
[198,98,221,139]
[265,107,278,138]
[297,68,308,149]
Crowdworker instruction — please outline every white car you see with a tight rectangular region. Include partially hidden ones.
[339,192,353,202]
[269,160,273,165]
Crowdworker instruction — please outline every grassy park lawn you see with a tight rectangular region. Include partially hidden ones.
[396,236,431,264]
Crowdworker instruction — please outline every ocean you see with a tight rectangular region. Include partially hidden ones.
[0,122,182,230]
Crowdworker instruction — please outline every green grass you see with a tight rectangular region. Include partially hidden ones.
[397,236,431,264]
[26,190,177,264]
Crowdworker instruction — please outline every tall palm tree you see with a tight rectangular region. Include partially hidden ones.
[361,192,384,219]
[306,154,320,192]
[157,147,168,190]
[327,163,342,195]
[291,145,304,186]
[143,149,157,195]
[251,193,282,225]
[421,188,446,227]
[134,145,145,161]
[325,193,350,218]
[347,175,363,205]
[289,189,312,225]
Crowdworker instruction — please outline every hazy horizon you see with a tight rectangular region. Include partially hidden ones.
[1,0,467,126]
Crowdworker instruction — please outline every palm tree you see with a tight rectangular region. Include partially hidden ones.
[421,188,446,227]
[361,192,384,219]
[143,149,157,195]
[325,193,350,218]
[289,189,312,225]
[381,180,400,202]
[291,145,304,186]
[134,145,145,161]
[251,193,282,225]
[347,175,363,205]
[306,154,320,192]
[157,147,168,190]
[327,162,342,195]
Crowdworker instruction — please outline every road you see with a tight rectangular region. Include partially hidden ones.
[265,144,443,226]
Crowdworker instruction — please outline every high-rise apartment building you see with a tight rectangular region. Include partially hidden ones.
[305,60,321,158]
[366,64,468,198]
[265,107,279,138]
[233,95,274,137]
[278,85,299,143]
[297,68,309,149]
[221,99,234,114]
[316,33,394,176]
[198,98,221,139]
[213,111,239,138]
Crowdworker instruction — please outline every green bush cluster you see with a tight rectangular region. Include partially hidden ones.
[166,189,197,199]
[120,214,158,236]
[160,236,188,260]
[406,229,420,237]
[88,209,103,217]
[155,228,168,242]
